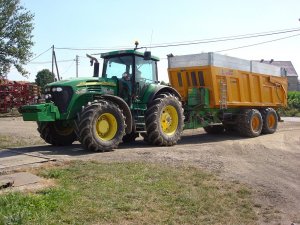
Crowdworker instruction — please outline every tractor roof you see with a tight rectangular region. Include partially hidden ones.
[101,50,160,61]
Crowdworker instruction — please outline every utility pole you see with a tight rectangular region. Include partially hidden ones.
[76,55,79,78]
[51,45,60,81]
[51,45,54,81]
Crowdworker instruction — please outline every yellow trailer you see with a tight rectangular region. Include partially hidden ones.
[167,52,288,137]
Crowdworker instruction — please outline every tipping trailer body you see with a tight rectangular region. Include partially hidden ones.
[168,52,288,109]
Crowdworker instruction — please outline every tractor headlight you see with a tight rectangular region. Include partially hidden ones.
[56,87,63,92]
[45,94,52,99]
[45,87,50,93]
[52,87,57,92]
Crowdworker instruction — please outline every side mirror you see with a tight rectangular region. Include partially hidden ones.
[144,51,151,60]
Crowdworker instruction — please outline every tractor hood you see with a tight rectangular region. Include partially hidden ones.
[45,77,117,88]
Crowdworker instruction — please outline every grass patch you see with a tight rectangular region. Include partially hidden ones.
[0,135,45,149]
[0,161,257,224]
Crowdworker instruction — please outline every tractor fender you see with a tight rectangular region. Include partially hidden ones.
[148,86,182,104]
[94,94,132,134]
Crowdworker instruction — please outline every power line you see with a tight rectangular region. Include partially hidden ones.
[54,27,300,51]
[28,47,52,62]
[216,33,300,53]
[29,59,74,64]
[61,61,75,75]
[141,28,300,49]
[146,27,300,46]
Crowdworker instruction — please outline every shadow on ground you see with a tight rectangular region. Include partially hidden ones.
[1,131,247,158]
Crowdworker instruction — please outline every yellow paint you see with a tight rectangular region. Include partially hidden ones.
[168,65,287,108]
[96,113,117,141]
[160,105,179,135]
[251,115,261,132]
[77,81,116,87]
[267,113,276,129]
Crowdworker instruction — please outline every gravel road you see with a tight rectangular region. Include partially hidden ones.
[0,117,299,224]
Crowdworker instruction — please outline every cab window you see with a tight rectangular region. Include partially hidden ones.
[104,56,133,79]
[135,56,157,83]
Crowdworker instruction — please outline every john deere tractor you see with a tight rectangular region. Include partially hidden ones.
[20,50,184,151]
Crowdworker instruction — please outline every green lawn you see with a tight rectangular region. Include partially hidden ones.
[0,161,257,225]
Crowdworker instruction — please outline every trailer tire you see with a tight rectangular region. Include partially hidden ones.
[145,93,184,146]
[37,121,76,146]
[260,108,278,134]
[203,125,225,134]
[75,101,126,152]
[237,109,263,137]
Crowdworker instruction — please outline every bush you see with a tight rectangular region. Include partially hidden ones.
[279,91,300,117]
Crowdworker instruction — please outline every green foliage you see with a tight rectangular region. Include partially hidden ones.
[0,161,257,225]
[0,0,34,78]
[35,69,55,91]
[278,91,300,117]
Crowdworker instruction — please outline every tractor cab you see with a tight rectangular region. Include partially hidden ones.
[100,50,159,104]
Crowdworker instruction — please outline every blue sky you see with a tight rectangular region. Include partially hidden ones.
[8,0,300,82]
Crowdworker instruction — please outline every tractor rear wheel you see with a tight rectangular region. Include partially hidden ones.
[260,108,278,134]
[37,121,76,146]
[75,101,126,152]
[144,93,184,146]
[203,125,225,134]
[237,109,263,137]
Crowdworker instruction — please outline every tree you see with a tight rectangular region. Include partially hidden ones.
[0,0,34,78]
[35,69,55,91]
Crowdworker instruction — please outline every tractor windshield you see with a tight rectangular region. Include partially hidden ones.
[103,56,133,79]
[135,56,157,84]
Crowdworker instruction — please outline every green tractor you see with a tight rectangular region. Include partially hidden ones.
[20,50,184,151]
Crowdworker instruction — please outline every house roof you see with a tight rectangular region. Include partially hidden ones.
[255,60,298,77]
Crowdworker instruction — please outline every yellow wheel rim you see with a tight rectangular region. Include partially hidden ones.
[267,113,276,129]
[160,105,179,136]
[251,115,260,132]
[96,113,117,141]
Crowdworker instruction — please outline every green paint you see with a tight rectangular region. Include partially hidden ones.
[21,103,60,121]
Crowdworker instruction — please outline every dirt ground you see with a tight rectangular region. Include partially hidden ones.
[0,117,299,224]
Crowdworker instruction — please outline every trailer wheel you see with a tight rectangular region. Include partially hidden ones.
[145,93,184,146]
[75,101,126,152]
[237,109,263,137]
[203,125,225,134]
[260,108,278,134]
[37,121,76,146]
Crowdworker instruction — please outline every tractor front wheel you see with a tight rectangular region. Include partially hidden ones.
[145,93,184,146]
[76,101,126,152]
[37,121,77,146]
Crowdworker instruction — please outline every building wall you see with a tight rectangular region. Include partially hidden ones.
[287,76,299,91]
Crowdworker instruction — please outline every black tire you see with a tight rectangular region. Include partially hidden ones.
[145,93,184,146]
[237,109,263,137]
[37,121,76,146]
[75,101,126,152]
[122,131,138,143]
[260,108,278,134]
[203,125,225,134]
[222,123,236,132]
[140,133,150,144]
